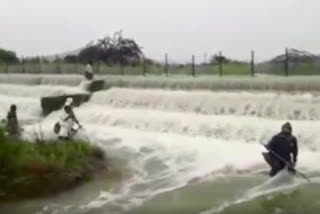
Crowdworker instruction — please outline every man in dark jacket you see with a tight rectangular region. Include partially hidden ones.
[6,104,20,139]
[263,122,298,177]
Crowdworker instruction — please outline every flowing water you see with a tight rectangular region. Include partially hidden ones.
[0,80,320,214]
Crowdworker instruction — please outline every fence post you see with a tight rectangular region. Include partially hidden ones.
[22,60,26,73]
[219,51,223,77]
[192,55,196,77]
[39,61,42,74]
[97,61,101,74]
[165,53,168,76]
[284,48,289,76]
[5,63,9,73]
[74,62,77,74]
[120,62,124,75]
[56,61,61,73]
[142,58,147,76]
[251,50,255,77]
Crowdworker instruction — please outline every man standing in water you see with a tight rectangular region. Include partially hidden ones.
[84,61,94,81]
[263,122,298,177]
[6,104,21,139]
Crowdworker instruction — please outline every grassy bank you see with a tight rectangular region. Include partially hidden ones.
[0,62,252,75]
[0,129,108,201]
[3,61,320,76]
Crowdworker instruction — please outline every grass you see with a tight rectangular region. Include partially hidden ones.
[2,61,320,76]
[0,127,107,200]
[256,61,320,76]
[0,62,251,76]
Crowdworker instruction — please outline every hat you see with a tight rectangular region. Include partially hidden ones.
[282,122,292,132]
[10,104,17,111]
[65,97,73,106]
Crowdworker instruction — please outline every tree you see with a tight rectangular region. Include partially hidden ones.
[210,54,227,65]
[0,48,19,64]
[64,55,78,63]
[23,56,41,63]
[78,31,143,65]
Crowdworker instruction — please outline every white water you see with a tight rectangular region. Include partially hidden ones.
[91,88,320,120]
[0,84,87,125]
[200,170,299,214]
[1,84,320,214]
[0,84,87,97]
[0,94,40,123]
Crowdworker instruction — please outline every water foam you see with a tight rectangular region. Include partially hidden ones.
[2,84,320,214]
[70,103,320,151]
[91,88,320,120]
[0,94,41,123]
[0,84,86,98]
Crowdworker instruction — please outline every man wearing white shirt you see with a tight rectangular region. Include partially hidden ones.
[56,98,81,140]
[84,61,94,80]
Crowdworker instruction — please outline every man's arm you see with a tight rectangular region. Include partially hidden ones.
[70,110,81,126]
[266,136,277,151]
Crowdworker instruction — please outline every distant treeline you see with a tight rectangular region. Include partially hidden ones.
[0,30,248,67]
[0,31,146,66]
[1,33,319,67]
[0,48,19,64]
[64,31,144,65]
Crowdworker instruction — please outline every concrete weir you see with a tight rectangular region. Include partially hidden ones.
[41,94,90,116]
[84,80,105,92]
[41,80,104,115]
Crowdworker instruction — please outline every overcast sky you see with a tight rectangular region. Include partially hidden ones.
[1,0,319,62]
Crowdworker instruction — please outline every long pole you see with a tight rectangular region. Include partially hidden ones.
[120,61,124,75]
[192,55,195,77]
[142,57,147,76]
[285,48,289,76]
[219,51,223,77]
[165,53,168,76]
[251,50,255,77]
[261,142,311,182]
[5,63,9,73]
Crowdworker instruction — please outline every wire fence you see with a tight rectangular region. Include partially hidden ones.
[1,49,320,76]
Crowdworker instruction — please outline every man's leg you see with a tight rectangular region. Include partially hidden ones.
[269,160,285,177]
[270,166,279,177]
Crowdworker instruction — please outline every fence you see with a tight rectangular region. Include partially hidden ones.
[1,49,319,76]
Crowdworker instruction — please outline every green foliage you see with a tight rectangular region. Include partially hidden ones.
[78,30,143,65]
[0,48,19,64]
[64,55,78,63]
[23,56,49,64]
[0,140,103,175]
[0,128,106,200]
[0,120,7,143]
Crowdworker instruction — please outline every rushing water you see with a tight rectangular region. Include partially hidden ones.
[0,81,320,214]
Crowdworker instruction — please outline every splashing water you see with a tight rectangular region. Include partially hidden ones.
[0,83,320,214]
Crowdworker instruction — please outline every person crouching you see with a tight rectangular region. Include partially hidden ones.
[58,105,78,140]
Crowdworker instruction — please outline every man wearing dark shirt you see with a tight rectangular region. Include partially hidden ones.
[6,104,20,139]
[264,122,298,177]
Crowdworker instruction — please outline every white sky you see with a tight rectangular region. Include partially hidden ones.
[1,0,320,62]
